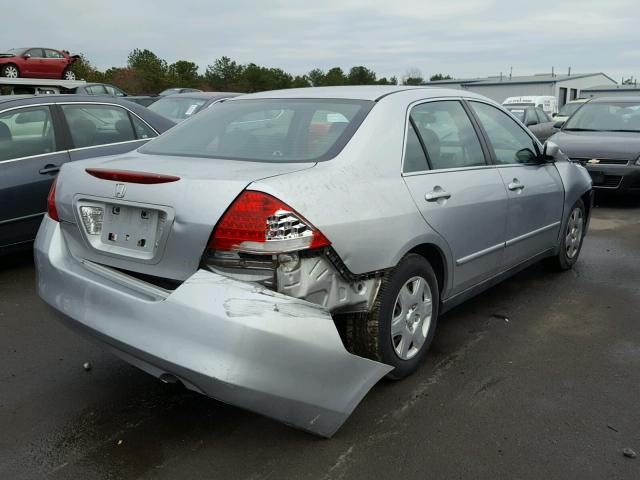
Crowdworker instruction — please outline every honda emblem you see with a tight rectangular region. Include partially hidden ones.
[115,184,127,198]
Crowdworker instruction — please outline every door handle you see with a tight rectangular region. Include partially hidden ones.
[508,179,525,191]
[39,164,60,175]
[425,188,452,202]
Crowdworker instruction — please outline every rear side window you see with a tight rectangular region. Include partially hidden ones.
[410,100,486,170]
[140,99,373,163]
[61,104,137,148]
[0,106,57,161]
[44,49,64,59]
[470,102,539,165]
[86,85,108,95]
[403,122,429,173]
[131,115,156,139]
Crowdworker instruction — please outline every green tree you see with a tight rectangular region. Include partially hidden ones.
[126,49,169,93]
[292,75,311,88]
[403,68,424,85]
[168,60,200,87]
[69,53,104,82]
[307,68,326,87]
[324,67,347,86]
[347,66,377,85]
[430,73,453,81]
[205,56,244,90]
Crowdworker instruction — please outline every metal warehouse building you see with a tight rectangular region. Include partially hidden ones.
[580,84,640,99]
[424,73,616,107]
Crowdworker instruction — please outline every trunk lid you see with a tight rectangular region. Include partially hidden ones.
[56,151,315,280]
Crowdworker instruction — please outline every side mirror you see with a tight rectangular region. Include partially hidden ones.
[552,113,557,117]
[542,141,561,162]
[553,120,565,129]
[23,53,31,59]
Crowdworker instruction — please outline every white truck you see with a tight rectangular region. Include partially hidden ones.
[502,95,559,117]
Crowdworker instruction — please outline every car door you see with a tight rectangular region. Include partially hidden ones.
[402,99,508,296]
[58,102,158,161]
[43,49,66,78]
[0,104,70,248]
[468,101,564,268]
[24,49,45,76]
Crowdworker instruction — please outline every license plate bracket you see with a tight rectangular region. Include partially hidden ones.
[101,204,162,253]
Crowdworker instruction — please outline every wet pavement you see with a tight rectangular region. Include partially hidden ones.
[1,197,640,479]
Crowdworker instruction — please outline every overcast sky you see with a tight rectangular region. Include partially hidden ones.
[5,0,639,82]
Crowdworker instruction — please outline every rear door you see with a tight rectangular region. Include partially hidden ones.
[468,101,564,268]
[402,99,508,296]
[58,103,158,160]
[0,104,69,248]
[43,49,67,78]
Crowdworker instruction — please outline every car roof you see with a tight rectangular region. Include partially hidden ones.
[0,94,147,108]
[236,85,483,101]
[590,96,640,103]
[160,91,240,100]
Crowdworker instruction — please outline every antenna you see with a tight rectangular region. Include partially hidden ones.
[568,66,571,76]
[552,66,555,77]
[509,66,513,80]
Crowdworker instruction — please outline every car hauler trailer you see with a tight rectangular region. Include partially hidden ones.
[0,77,87,95]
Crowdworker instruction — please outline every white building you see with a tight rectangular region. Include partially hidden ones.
[580,84,640,99]
[424,73,617,107]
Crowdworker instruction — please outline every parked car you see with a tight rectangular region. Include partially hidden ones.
[549,96,640,195]
[504,104,558,142]
[0,48,80,80]
[35,86,592,437]
[553,98,589,124]
[66,82,159,107]
[503,95,558,116]
[159,87,202,96]
[0,95,174,253]
[148,91,240,122]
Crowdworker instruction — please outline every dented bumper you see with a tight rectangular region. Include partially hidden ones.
[34,216,391,437]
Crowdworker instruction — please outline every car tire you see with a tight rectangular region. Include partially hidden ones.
[544,198,586,270]
[1,64,20,78]
[345,253,439,380]
[62,69,76,80]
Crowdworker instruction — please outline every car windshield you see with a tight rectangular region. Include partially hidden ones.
[558,102,584,117]
[506,108,526,122]
[5,48,25,54]
[140,98,373,163]
[160,88,183,95]
[563,101,640,132]
[148,97,209,122]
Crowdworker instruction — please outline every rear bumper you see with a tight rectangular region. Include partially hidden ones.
[34,216,391,437]
[585,164,640,193]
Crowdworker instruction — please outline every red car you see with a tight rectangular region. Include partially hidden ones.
[0,48,80,80]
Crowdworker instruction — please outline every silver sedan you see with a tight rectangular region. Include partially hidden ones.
[35,86,592,437]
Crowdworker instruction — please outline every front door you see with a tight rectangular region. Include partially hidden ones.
[0,105,69,248]
[468,101,564,267]
[402,100,508,296]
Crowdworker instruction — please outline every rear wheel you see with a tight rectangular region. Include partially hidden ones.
[1,64,19,78]
[345,254,439,379]
[544,199,586,270]
[62,69,76,80]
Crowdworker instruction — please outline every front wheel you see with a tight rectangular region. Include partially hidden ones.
[345,254,439,379]
[544,199,586,270]
[1,64,19,78]
[62,69,76,80]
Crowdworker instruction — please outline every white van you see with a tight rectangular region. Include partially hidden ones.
[502,96,558,116]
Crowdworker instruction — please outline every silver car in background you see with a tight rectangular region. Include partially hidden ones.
[35,86,592,436]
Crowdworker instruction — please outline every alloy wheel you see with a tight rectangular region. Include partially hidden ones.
[3,65,18,78]
[565,207,584,259]
[391,276,433,360]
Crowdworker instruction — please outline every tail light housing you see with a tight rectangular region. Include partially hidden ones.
[208,190,330,254]
[47,178,59,222]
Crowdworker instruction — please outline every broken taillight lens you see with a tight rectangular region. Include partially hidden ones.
[208,190,330,254]
[47,178,59,222]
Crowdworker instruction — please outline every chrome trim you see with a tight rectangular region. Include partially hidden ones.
[0,151,65,164]
[403,164,494,177]
[68,138,147,153]
[456,242,504,266]
[0,211,45,225]
[505,221,561,247]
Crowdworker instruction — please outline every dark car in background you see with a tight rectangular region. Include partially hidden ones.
[148,91,240,122]
[549,97,640,195]
[504,104,558,142]
[67,82,159,107]
[0,48,80,80]
[0,95,174,253]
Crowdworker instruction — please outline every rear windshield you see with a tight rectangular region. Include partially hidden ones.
[148,96,208,122]
[139,98,373,163]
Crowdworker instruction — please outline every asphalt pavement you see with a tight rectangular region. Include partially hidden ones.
[1,197,639,480]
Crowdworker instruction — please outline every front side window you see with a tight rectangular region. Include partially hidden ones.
[410,100,486,170]
[0,106,57,161]
[44,49,64,59]
[141,99,373,163]
[26,49,44,58]
[61,104,137,148]
[470,102,539,165]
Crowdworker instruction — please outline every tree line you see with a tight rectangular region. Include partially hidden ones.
[71,49,453,95]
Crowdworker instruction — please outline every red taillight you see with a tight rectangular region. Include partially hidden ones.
[209,190,330,254]
[47,178,59,222]
[85,168,180,184]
